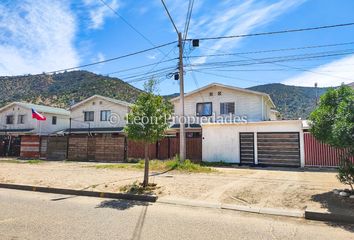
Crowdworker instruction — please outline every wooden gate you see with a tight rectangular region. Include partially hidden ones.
[257,132,300,167]
[240,133,255,165]
[47,136,68,160]
[68,134,126,162]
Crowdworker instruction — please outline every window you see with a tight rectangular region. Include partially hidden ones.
[220,102,235,115]
[18,115,25,124]
[100,110,111,121]
[84,111,94,121]
[218,91,222,96]
[196,102,212,116]
[52,116,57,125]
[209,92,213,96]
[6,115,14,124]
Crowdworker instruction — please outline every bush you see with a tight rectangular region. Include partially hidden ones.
[337,157,354,192]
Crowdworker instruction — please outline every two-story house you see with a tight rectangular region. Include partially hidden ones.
[169,83,277,135]
[67,95,131,134]
[62,95,132,162]
[0,102,70,136]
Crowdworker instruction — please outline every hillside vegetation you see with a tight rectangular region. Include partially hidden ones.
[0,71,142,108]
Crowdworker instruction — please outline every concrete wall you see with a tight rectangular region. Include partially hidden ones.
[0,104,70,135]
[202,120,305,167]
[171,85,274,122]
[70,96,130,128]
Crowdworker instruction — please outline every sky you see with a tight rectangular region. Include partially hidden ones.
[1,0,354,95]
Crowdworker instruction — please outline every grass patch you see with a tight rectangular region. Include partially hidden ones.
[119,181,159,195]
[93,158,214,173]
[0,159,43,164]
[27,160,43,164]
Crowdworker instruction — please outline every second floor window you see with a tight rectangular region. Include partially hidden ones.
[220,102,235,115]
[18,115,25,124]
[52,116,57,125]
[196,102,212,116]
[6,115,14,124]
[100,110,111,121]
[84,111,94,122]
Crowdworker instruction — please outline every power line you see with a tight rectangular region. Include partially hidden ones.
[160,0,179,33]
[98,0,165,54]
[187,41,354,58]
[191,22,354,41]
[44,41,176,74]
[183,0,194,43]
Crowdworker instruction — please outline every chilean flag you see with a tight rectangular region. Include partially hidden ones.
[32,108,46,121]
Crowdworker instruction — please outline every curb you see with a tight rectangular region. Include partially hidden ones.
[157,199,304,218]
[0,183,157,203]
[305,210,354,224]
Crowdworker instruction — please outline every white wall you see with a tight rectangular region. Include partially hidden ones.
[0,104,70,135]
[70,96,129,128]
[171,85,274,122]
[202,120,304,167]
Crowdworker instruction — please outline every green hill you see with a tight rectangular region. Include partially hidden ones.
[0,70,142,108]
[248,83,328,120]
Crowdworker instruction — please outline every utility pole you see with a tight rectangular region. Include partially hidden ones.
[178,32,186,161]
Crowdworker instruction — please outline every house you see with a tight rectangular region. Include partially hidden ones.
[62,95,132,162]
[68,95,132,133]
[0,102,70,136]
[169,83,278,135]
[0,102,70,157]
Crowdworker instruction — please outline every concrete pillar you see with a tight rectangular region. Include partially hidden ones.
[254,132,258,165]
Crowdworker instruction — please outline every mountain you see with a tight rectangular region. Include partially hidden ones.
[0,70,142,108]
[248,83,328,120]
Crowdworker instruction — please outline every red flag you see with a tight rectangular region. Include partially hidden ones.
[32,108,46,121]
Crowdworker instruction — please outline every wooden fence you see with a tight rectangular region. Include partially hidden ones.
[304,132,353,167]
[127,136,202,162]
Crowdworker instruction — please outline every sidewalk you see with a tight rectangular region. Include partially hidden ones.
[0,159,353,221]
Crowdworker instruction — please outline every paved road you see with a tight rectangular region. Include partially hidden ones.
[0,189,353,240]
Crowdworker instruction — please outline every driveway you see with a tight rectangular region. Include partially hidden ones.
[0,159,352,215]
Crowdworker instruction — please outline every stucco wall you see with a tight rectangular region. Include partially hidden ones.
[171,85,273,122]
[70,96,129,128]
[0,104,69,135]
[202,120,304,167]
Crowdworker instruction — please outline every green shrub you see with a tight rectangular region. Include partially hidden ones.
[337,157,354,192]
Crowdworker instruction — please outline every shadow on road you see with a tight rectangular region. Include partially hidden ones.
[311,191,354,232]
[96,199,149,211]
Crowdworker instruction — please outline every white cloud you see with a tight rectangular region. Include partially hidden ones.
[165,0,306,65]
[83,0,119,29]
[0,0,79,75]
[97,52,105,62]
[282,55,354,87]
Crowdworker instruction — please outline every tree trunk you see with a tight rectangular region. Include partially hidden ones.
[143,142,149,188]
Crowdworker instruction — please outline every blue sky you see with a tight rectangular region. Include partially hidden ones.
[1,0,354,95]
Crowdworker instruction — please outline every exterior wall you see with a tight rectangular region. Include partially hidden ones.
[70,97,129,128]
[0,104,69,135]
[171,85,273,122]
[202,120,304,166]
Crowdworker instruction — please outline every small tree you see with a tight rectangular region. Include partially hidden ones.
[309,85,354,191]
[124,80,172,187]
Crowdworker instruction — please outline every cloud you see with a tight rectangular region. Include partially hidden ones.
[83,0,119,29]
[282,55,354,87]
[0,0,79,76]
[167,0,306,65]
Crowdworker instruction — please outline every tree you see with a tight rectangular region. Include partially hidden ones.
[124,80,173,187]
[309,85,354,191]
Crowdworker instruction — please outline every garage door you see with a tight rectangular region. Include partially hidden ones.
[257,132,300,167]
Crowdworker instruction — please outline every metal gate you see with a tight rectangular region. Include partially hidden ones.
[240,133,255,165]
[0,136,21,157]
[257,132,300,167]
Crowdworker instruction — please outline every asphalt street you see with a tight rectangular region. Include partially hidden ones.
[0,189,353,240]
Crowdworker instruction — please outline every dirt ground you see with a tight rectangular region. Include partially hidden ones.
[0,159,353,215]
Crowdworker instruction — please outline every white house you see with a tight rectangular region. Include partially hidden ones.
[0,102,70,136]
[169,83,278,134]
[67,95,131,134]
